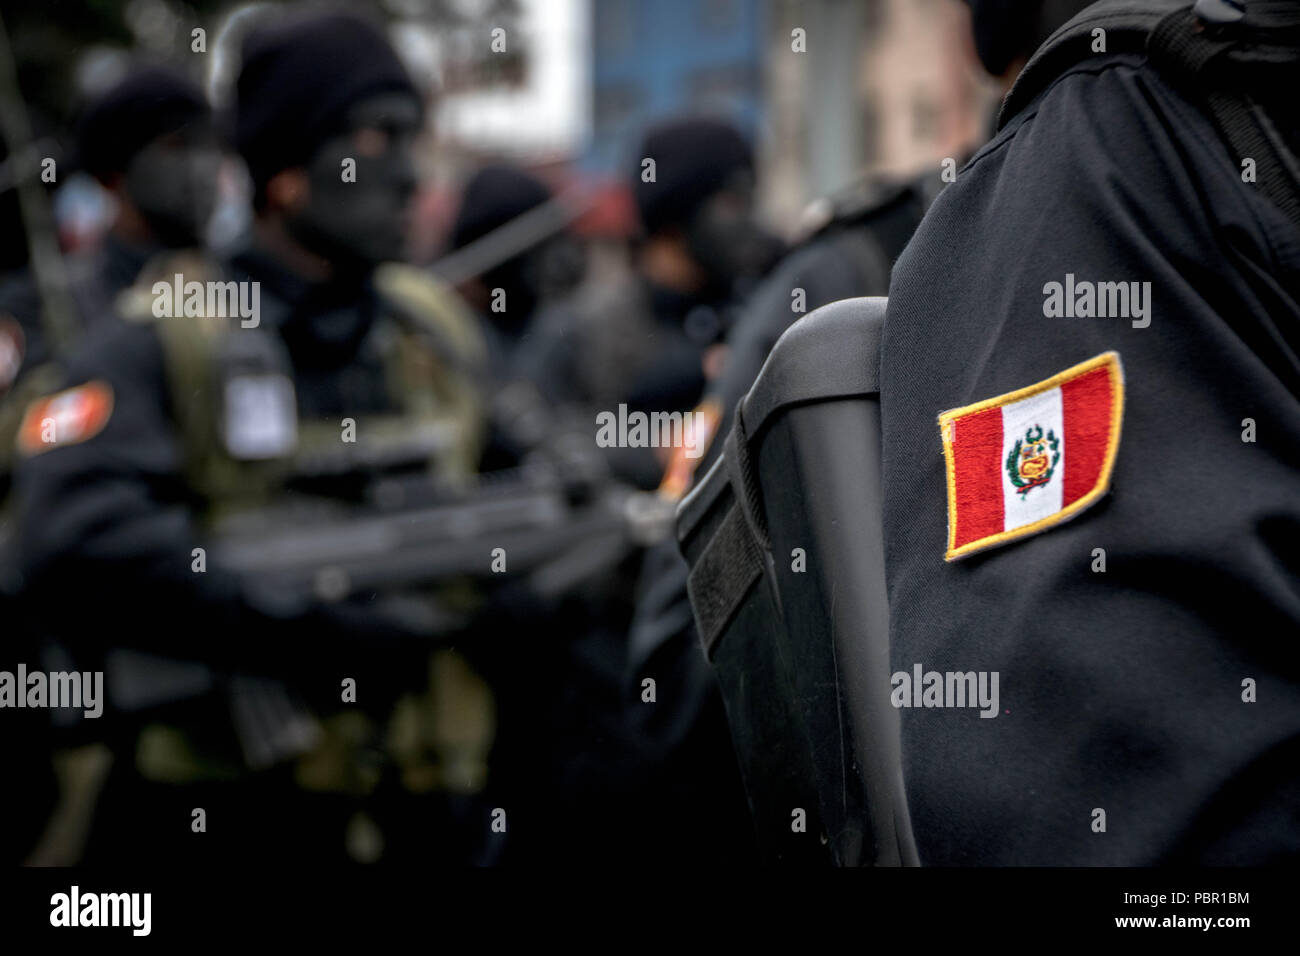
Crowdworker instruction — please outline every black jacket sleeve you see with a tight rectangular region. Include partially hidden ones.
[881,53,1300,864]
[13,319,431,682]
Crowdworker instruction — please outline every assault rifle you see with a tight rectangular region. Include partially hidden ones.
[104,461,675,772]
[211,461,675,615]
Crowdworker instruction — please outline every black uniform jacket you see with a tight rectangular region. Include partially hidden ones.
[881,49,1300,864]
[12,256,433,697]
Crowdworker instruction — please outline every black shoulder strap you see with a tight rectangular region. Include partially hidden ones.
[998,0,1183,129]
[999,0,1300,230]
[1149,0,1300,231]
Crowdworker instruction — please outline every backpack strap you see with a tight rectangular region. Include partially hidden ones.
[1148,0,1300,231]
[372,263,489,478]
[999,0,1300,229]
[998,0,1184,129]
[685,480,766,661]
[684,404,776,660]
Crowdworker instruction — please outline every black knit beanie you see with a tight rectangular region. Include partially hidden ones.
[451,165,553,251]
[234,10,419,193]
[74,65,210,183]
[632,117,754,236]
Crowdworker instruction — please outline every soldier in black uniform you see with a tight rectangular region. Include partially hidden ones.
[519,116,780,489]
[70,64,221,321]
[442,162,595,476]
[880,0,1300,863]
[10,9,494,865]
[460,117,775,863]
[446,164,585,380]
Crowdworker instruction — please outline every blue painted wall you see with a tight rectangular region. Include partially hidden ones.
[585,0,766,174]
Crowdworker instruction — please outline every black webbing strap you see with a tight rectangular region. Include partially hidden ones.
[687,404,773,660]
[1149,1,1300,232]
[998,0,1181,130]
[687,500,764,661]
[723,402,772,557]
[1000,0,1300,230]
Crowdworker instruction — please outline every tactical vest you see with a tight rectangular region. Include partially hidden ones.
[116,253,488,516]
[114,253,496,807]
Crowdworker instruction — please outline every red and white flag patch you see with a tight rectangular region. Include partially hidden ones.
[16,380,115,457]
[938,352,1124,561]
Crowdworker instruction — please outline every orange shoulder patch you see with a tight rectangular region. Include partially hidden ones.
[16,380,115,457]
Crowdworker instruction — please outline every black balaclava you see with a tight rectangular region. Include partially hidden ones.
[75,64,218,247]
[120,125,222,247]
[286,92,421,268]
[683,166,783,302]
[632,116,779,299]
[234,11,422,269]
[450,164,583,333]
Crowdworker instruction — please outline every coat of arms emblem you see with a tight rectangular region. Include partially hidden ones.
[1005,424,1060,496]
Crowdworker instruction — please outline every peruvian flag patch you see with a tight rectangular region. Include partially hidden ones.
[16,380,115,458]
[938,352,1124,561]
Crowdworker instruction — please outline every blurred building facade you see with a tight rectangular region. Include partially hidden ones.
[588,0,767,172]
[428,0,992,236]
[15,0,995,248]
[762,0,995,226]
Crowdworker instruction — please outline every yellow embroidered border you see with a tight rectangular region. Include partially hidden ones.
[939,351,1124,562]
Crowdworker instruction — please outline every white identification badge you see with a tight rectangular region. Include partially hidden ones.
[222,374,298,460]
